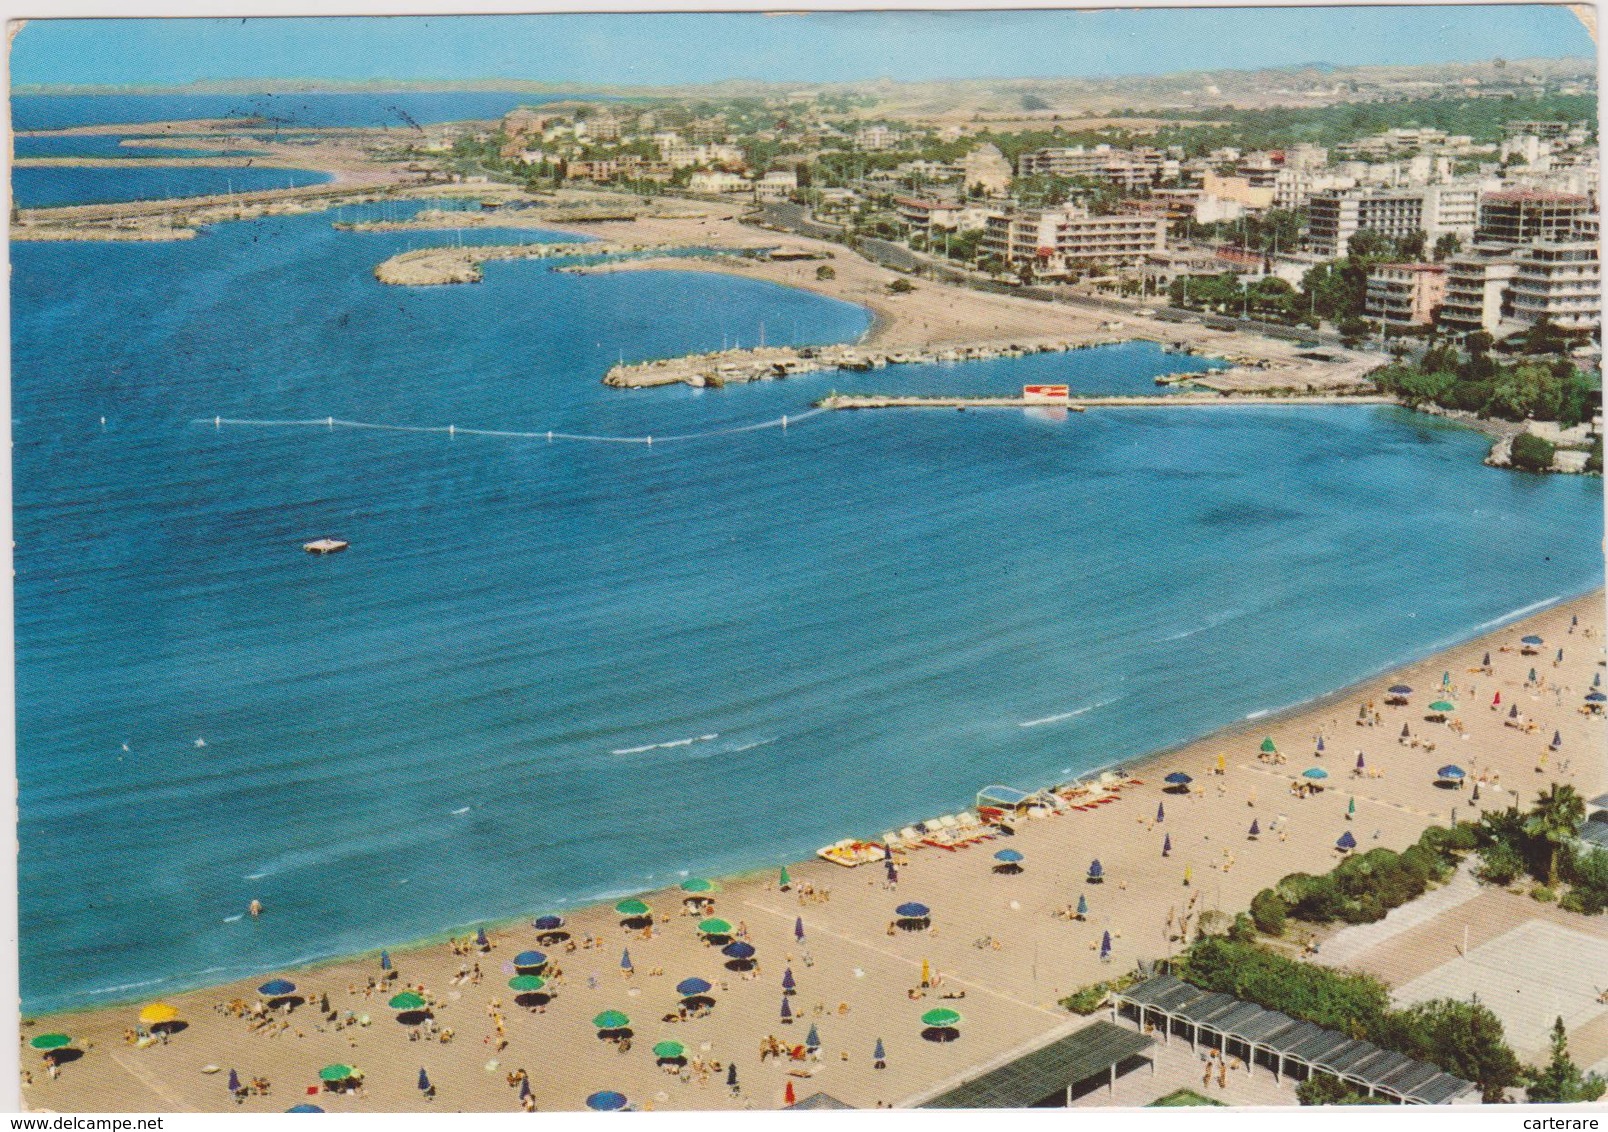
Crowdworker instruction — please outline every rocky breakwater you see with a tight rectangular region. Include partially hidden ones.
[372,241,674,286]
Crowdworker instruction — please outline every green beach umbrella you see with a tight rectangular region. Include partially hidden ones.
[1348,796,1357,818]
[388,992,427,1011]
[593,1010,631,1030]
[779,866,791,888]
[508,975,547,993]
[318,1064,353,1082]
[1429,701,1457,713]
[29,1034,70,1051]
[698,918,734,935]
[921,1008,962,1027]
[680,878,716,894]
[615,899,651,918]
[652,1041,686,1059]
[1259,737,1277,753]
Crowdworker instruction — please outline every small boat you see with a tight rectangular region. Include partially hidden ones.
[303,538,349,554]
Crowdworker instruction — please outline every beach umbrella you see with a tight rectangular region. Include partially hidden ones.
[287,1105,325,1113]
[921,1008,962,1027]
[318,1065,353,1083]
[520,1078,532,1102]
[533,915,564,930]
[1316,736,1326,753]
[1161,833,1172,858]
[1588,692,1608,704]
[514,950,546,969]
[587,1091,628,1112]
[782,967,797,992]
[794,917,805,942]
[388,991,427,1011]
[920,958,931,985]
[698,918,734,936]
[1216,753,1226,773]
[780,997,793,1021]
[1248,819,1260,838]
[994,848,1024,863]
[1510,704,1521,718]
[1552,730,1562,749]
[1442,671,1451,688]
[722,941,756,960]
[1572,616,1579,628]
[778,867,791,889]
[1529,668,1539,683]
[680,879,715,894]
[1595,672,1602,689]
[1401,723,1412,739]
[593,1010,631,1030]
[1558,648,1565,663]
[1389,684,1412,696]
[1100,931,1112,960]
[1164,771,1191,786]
[417,1068,431,1093]
[1076,894,1089,917]
[139,1003,179,1026]
[1483,652,1492,667]
[1358,704,1369,720]
[1356,751,1366,770]
[380,950,392,971]
[653,1041,686,1060]
[785,1080,797,1106]
[895,902,930,919]
[1472,783,1482,801]
[476,927,489,948]
[228,1069,241,1093]
[1156,802,1165,822]
[258,979,296,997]
[874,1038,886,1062]
[676,977,712,997]
[1184,864,1192,886]
[1493,691,1502,707]
[1260,737,1277,753]
[1437,765,1467,780]
[620,949,633,972]
[1428,700,1456,713]
[1336,831,1358,851]
[1348,796,1357,818]
[726,1065,738,1088]
[1303,767,1328,780]
[1088,859,1104,880]
[615,899,651,918]
[508,975,546,992]
[806,1023,821,1050]
[1523,635,1544,646]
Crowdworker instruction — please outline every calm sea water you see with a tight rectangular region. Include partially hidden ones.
[13,135,265,160]
[12,166,332,208]
[13,165,1604,1017]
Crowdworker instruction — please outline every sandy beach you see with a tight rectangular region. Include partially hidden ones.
[21,591,1605,1113]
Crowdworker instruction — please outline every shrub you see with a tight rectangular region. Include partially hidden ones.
[887,277,915,294]
[1228,912,1258,943]
[1177,936,1390,1035]
[1531,885,1557,903]
[1250,888,1288,936]
[815,264,836,281]
[1060,982,1112,1015]
[1478,842,1526,886]
[1510,432,1557,472]
[1297,1075,1393,1106]
[1561,847,1608,914]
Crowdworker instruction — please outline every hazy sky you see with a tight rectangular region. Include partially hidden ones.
[10,6,1596,89]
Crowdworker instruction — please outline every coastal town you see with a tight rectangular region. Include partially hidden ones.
[9,13,1607,1118]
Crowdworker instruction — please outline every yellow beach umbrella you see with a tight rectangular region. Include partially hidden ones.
[1183,864,1193,887]
[1216,753,1226,773]
[920,959,931,986]
[139,1003,180,1026]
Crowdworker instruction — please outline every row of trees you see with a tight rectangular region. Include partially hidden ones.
[1474,783,1608,911]
[1371,339,1601,429]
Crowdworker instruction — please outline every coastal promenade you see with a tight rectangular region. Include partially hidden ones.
[21,594,1605,1113]
[816,392,1398,411]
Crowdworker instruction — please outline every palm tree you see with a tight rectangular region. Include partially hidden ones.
[1526,784,1586,888]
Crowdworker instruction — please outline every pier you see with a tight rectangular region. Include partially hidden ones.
[817,392,1398,411]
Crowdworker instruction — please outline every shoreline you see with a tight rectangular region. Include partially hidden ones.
[26,584,1604,1023]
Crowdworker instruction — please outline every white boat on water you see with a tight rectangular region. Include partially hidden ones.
[303,538,349,554]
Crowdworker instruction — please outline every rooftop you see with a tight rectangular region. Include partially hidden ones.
[921,1021,1155,1109]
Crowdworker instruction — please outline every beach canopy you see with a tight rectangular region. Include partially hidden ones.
[620,949,633,970]
[1522,635,1543,646]
[1316,737,1325,752]
[1249,820,1260,837]
[874,1038,887,1061]
[680,878,715,894]
[782,967,797,991]
[794,916,805,941]
[593,1010,631,1030]
[1437,765,1467,779]
[1357,752,1366,769]
[286,1105,325,1113]
[722,941,756,960]
[1164,771,1192,785]
[1303,767,1329,780]
[1161,834,1171,857]
[29,1034,70,1051]
[587,1091,629,1112]
[533,915,564,930]
[1428,700,1457,713]
[388,992,427,1011]
[1337,831,1358,851]
[806,1023,821,1049]
[1510,704,1521,718]
[318,1065,353,1082]
[895,902,931,919]
[1088,859,1104,879]
[615,899,651,917]
[653,1041,686,1060]
[1596,673,1602,689]
[258,979,296,997]
[1587,692,1607,704]
[139,1003,179,1025]
[993,848,1024,863]
[417,1068,431,1092]
[1260,737,1277,753]
[1156,802,1165,822]
[1558,648,1565,662]
[508,975,547,993]
[1348,796,1357,816]
[676,977,712,997]
[698,918,734,936]
[514,950,547,968]
[1389,684,1412,695]
[1076,894,1088,915]
[921,1008,962,1027]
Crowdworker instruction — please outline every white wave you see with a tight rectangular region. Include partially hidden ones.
[1245,709,1271,720]
[611,733,719,755]
[244,872,267,880]
[451,806,471,815]
[1019,699,1114,728]
[725,738,776,753]
[87,976,171,996]
[222,914,243,923]
[1467,595,1566,636]
[1160,608,1244,642]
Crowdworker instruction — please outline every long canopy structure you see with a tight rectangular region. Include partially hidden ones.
[1111,974,1476,1104]
[918,1020,1154,1108]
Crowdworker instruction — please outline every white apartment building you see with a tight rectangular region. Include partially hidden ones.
[1439,238,1600,336]
[687,170,749,194]
[1306,187,1426,257]
[981,206,1167,274]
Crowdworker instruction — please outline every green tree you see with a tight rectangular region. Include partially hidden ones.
[1296,1075,1393,1106]
[1250,888,1287,936]
[1526,784,1586,888]
[1432,232,1463,262]
[1509,433,1557,473]
[887,277,916,294]
[815,264,836,281]
[1347,229,1395,261]
[1477,841,1527,886]
[1395,230,1428,261]
[1527,1017,1607,1103]
[1375,999,1523,1102]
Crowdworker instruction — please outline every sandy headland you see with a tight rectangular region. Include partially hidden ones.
[21,593,1605,1113]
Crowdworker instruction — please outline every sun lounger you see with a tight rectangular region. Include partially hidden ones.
[899,826,923,848]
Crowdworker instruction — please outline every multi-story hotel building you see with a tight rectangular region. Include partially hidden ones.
[1477,190,1593,245]
[981,206,1167,275]
[1364,263,1448,326]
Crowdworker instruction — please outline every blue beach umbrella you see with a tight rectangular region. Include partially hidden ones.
[586,1091,628,1112]
[780,997,793,1021]
[994,848,1024,863]
[1088,859,1104,880]
[380,951,391,971]
[1156,802,1165,822]
[874,1038,887,1063]
[782,967,797,992]
[1337,830,1358,851]
[1437,765,1466,780]
[1076,894,1088,917]
[722,941,756,960]
[726,1064,738,1087]
[1522,635,1543,646]
[794,917,805,941]
[1100,931,1112,960]
[417,1068,431,1092]
[676,977,712,997]
[1587,692,1607,704]
[1303,767,1328,780]
[287,1105,324,1113]
[1389,685,1412,696]
[895,902,930,919]
[806,1023,820,1050]
[620,948,633,971]
[1164,771,1192,786]
[533,915,564,931]
[228,1069,241,1093]
[476,927,489,948]
[1356,751,1366,770]
[1248,819,1260,838]
[258,979,296,997]
[1161,833,1171,857]
[514,950,546,969]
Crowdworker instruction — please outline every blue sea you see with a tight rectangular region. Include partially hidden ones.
[12,110,1605,1017]
[11,91,592,132]
[11,166,333,208]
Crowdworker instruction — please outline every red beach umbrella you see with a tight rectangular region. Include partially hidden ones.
[784,1080,797,1106]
